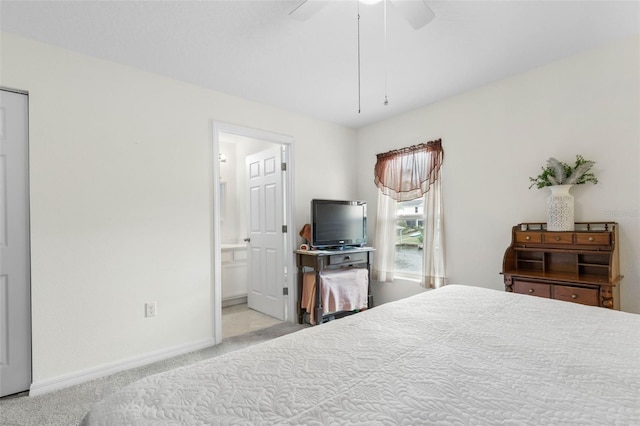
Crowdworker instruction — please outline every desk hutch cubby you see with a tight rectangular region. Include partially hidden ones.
[501,222,622,309]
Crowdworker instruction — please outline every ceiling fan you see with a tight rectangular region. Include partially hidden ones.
[290,0,436,112]
[289,0,436,30]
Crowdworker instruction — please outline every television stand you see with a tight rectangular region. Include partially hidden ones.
[294,247,374,324]
[324,245,358,251]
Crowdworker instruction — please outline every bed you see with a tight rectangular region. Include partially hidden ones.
[82,285,640,425]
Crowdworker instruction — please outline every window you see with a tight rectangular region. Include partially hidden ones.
[372,139,446,288]
[395,198,424,278]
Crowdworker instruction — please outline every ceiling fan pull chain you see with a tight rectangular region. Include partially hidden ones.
[383,0,389,106]
[357,0,362,114]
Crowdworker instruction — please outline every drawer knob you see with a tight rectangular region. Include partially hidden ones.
[555,236,561,241]
[525,236,531,240]
[588,236,595,242]
[528,289,534,293]
[571,294,577,299]
[344,256,351,260]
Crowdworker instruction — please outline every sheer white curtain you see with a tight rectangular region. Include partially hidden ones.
[421,177,446,288]
[372,191,397,282]
[372,139,446,288]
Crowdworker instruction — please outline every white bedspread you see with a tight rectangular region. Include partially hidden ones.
[82,285,640,425]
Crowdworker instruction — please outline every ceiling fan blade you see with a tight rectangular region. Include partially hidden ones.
[288,1,328,21]
[391,0,435,30]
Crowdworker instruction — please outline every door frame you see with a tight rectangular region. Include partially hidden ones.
[211,121,296,344]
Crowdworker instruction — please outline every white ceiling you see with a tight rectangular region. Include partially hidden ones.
[1,0,639,128]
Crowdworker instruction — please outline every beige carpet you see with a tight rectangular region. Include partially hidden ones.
[0,321,307,426]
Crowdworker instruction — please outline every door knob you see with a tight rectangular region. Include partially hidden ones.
[243,238,251,243]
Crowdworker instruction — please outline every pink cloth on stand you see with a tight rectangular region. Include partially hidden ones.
[301,268,369,324]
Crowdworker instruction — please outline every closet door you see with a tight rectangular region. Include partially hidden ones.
[0,89,31,397]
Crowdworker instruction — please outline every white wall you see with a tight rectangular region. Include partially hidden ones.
[3,30,638,390]
[0,33,358,385]
[357,35,640,314]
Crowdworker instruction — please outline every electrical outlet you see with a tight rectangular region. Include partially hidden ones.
[145,302,157,317]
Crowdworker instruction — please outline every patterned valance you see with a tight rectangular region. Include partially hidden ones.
[374,139,443,202]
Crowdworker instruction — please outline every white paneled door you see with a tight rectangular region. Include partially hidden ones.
[245,147,285,320]
[0,89,31,397]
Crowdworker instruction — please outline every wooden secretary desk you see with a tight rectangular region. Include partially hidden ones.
[501,222,622,309]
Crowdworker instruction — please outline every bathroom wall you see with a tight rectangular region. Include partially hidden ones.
[218,135,280,244]
[219,140,238,244]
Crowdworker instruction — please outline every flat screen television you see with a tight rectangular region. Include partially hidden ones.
[311,199,367,249]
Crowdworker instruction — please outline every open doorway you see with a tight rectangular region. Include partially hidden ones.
[211,123,296,344]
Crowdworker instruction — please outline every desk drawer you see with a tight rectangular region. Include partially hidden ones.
[328,252,367,266]
[553,286,599,306]
[515,232,542,244]
[575,233,611,246]
[543,232,573,244]
[513,280,551,299]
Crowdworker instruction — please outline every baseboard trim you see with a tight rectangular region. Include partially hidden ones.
[222,295,247,307]
[29,337,217,396]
